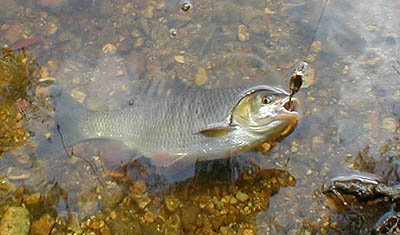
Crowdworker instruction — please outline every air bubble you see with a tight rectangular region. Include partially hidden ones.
[170,28,177,37]
[181,1,192,12]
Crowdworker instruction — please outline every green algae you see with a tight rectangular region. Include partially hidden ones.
[0,48,39,154]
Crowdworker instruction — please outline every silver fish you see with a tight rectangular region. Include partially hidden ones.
[39,82,300,167]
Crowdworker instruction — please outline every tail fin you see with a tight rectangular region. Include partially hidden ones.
[36,92,86,156]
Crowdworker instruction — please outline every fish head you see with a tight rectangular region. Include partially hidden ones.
[231,86,300,139]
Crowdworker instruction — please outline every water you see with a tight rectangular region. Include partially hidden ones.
[0,0,400,233]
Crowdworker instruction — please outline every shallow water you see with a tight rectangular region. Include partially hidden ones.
[1,0,400,234]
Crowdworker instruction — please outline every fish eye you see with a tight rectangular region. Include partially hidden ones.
[261,95,273,104]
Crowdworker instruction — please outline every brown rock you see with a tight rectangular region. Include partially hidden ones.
[238,25,250,41]
[0,206,30,235]
[67,212,82,233]
[31,214,55,235]
[310,40,323,53]
[174,56,185,64]
[131,181,147,195]
[165,195,181,212]
[70,89,86,104]
[144,211,158,223]
[23,193,41,205]
[4,25,23,44]
[195,67,208,86]
[236,191,249,202]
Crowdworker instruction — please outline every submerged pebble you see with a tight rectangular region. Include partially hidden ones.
[165,195,181,212]
[174,55,185,64]
[31,214,55,235]
[382,117,398,132]
[236,191,249,202]
[238,24,250,41]
[301,66,316,88]
[70,88,87,104]
[144,211,158,223]
[0,206,30,235]
[195,67,208,86]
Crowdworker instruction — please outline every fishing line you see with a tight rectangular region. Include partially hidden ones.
[303,0,329,60]
[393,60,400,75]
[56,124,71,159]
[288,0,329,104]
[56,124,99,176]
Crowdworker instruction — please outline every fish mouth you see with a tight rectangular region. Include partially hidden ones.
[282,97,300,114]
[276,96,301,128]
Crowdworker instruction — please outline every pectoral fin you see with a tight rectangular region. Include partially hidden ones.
[197,125,237,137]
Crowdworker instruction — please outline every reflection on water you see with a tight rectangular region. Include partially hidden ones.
[1,0,400,233]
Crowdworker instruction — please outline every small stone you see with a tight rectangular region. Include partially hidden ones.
[100,226,111,235]
[288,175,296,186]
[134,37,144,48]
[0,206,30,235]
[195,67,208,86]
[131,181,147,195]
[260,142,272,152]
[46,21,58,35]
[70,89,87,104]
[44,132,52,139]
[40,67,49,78]
[229,196,238,205]
[0,113,7,121]
[0,180,15,193]
[102,43,117,54]
[88,220,104,230]
[143,6,154,18]
[362,57,381,66]
[15,113,22,121]
[109,211,117,220]
[31,214,55,235]
[23,192,41,205]
[67,212,82,233]
[243,229,256,235]
[137,195,151,209]
[392,90,400,100]
[174,55,185,64]
[310,40,323,53]
[38,77,56,82]
[235,191,249,202]
[382,117,398,132]
[312,136,324,148]
[7,167,30,180]
[302,66,316,88]
[238,25,250,41]
[220,226,233,235]
[165,195,181,212]
[144,211,158,223]
[367,25,377,31]
[264,7,276,14]
[4,25,23,44]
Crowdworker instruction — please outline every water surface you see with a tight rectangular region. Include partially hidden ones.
[0,0,400,234]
